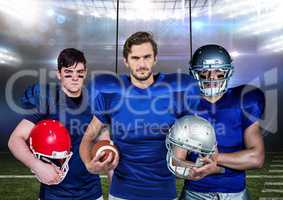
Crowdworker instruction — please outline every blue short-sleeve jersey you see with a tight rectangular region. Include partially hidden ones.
[21,83,102,200]
[90,73,200,200]
[185,85,265,193]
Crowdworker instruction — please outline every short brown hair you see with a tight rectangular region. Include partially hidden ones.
[123,31,158,60]
[57,48,86,71]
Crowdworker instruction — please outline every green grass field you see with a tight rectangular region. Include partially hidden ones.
[0,152,282,199]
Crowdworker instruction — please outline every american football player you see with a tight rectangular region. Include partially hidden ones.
[80,32,200,200]
[8,48,116,200]
[175,44,265,200]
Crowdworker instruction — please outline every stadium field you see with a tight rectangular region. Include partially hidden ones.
[0,152,282,200]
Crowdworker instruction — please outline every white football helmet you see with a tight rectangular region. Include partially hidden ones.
[166,115,217,178]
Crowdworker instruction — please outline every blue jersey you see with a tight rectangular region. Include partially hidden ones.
[185,85,265,193]
[91,73,199,200]
[21,83,102,200]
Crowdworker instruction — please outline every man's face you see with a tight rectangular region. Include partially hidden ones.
[124,42,156,81]
[198,69,225,88]
[57,62,87,97]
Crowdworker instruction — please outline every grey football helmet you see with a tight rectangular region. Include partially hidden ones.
[166,115,217,178]
[189,44,234,96]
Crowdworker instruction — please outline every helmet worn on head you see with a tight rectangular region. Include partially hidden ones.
[166,115,217,178]
[29,119,73,183]
[189,44,233,96]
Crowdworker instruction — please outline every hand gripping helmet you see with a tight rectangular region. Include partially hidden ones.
[166,115,217,178]
[189,44,233,96]
[29,119,73,183]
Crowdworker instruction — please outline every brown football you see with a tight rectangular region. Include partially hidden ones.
[92,140,118,162]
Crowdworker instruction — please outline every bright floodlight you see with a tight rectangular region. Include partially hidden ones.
[0,0,40,26]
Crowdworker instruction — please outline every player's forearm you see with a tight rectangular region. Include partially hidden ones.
[8,135,40,171]
[79,134,95,165]
[79,120,102,165]
[217,148,265,170]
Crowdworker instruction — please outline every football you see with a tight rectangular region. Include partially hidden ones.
[92,140,118,162]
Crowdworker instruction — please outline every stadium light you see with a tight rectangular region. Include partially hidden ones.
[0,48,21,66]
[0,0,40,26]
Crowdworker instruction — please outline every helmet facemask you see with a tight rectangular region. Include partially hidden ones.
[31,147,73,183]
[191,64,233,97]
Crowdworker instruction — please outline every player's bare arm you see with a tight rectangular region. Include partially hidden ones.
[216,121,264,170]
[8,119,63,185]
[189,156,223,181]
[174,147,223,180]
[79,116,119,174]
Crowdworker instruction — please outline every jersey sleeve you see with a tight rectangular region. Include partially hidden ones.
[88,73,122,125]
[174,74,201,117]
[91,92,111,125]
[20,83,49,124]
[88,73,123,93]
[241,85,265,130]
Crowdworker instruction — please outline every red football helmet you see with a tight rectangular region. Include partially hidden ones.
[29,119,72,183]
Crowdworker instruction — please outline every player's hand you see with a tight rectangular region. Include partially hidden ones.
[188,156,222,181]
[31,160,64,185]
[86,151,119,174]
